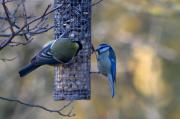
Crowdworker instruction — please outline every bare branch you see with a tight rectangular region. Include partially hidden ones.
[0,3,63,50]
[91,0,104,7]
[0,0,103,50]
[0,56,16,62]
[0,25,54,37]
[2,0,15,34]
[20,4,62,30]
[42,4,52,19]
[0,0,13,4]
[90,71,100,74]
[0,96,75,117]
[9,38,33,46]
[21,0,31,42]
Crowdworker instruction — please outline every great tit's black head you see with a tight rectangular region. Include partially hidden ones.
[74,41,82,50]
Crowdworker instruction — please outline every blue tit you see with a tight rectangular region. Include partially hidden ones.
[19,38,82,77]
[96,43,116,97]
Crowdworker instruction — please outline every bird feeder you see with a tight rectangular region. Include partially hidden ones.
[53,0,91,100]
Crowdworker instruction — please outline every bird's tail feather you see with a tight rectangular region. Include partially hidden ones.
[19,64,40,77]
[108,74,115,97]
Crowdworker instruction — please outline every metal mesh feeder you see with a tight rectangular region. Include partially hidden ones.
[53,0,91,100]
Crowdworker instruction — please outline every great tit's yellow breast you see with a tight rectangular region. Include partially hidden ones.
[51,39,78,63]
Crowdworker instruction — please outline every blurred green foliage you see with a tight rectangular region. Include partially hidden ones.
[0,0,180,119]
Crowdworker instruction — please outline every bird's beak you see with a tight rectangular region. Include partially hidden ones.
[91,45,97,52]
[91,45,98,58]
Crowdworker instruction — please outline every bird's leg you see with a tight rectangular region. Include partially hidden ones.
[90,71,107,79]
[91,44,98,59]
[91,44,96,53]
[90,71,100,74]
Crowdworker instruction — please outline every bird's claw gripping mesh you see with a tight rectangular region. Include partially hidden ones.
[53,0,91,100]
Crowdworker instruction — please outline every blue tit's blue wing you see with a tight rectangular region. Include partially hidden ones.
[108,73,115,97]
[109,47,116,83]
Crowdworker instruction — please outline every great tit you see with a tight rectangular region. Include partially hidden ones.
[19,38,82,77]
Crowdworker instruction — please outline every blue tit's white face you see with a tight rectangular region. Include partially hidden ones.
[96,43,110,54]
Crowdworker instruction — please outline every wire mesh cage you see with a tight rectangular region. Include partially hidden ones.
[53,0,91,100]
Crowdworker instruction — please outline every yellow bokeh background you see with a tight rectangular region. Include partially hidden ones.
[0,0,180,119]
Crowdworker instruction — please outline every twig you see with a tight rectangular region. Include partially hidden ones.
[0,96,75,117]
[42,4,52,19]
[91,0,104,6]
[0,4,63,50]
[2,0,15,34]
[0,56,16,62]
[20,4,62,30]
[90,71,100,74]
[21,0,31,41]
[9,38,34,46]
[0,25,54,37]
[0,0,104,50]
[0,0,13,4]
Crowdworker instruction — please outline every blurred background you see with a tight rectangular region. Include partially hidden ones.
[0,0,180,119]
